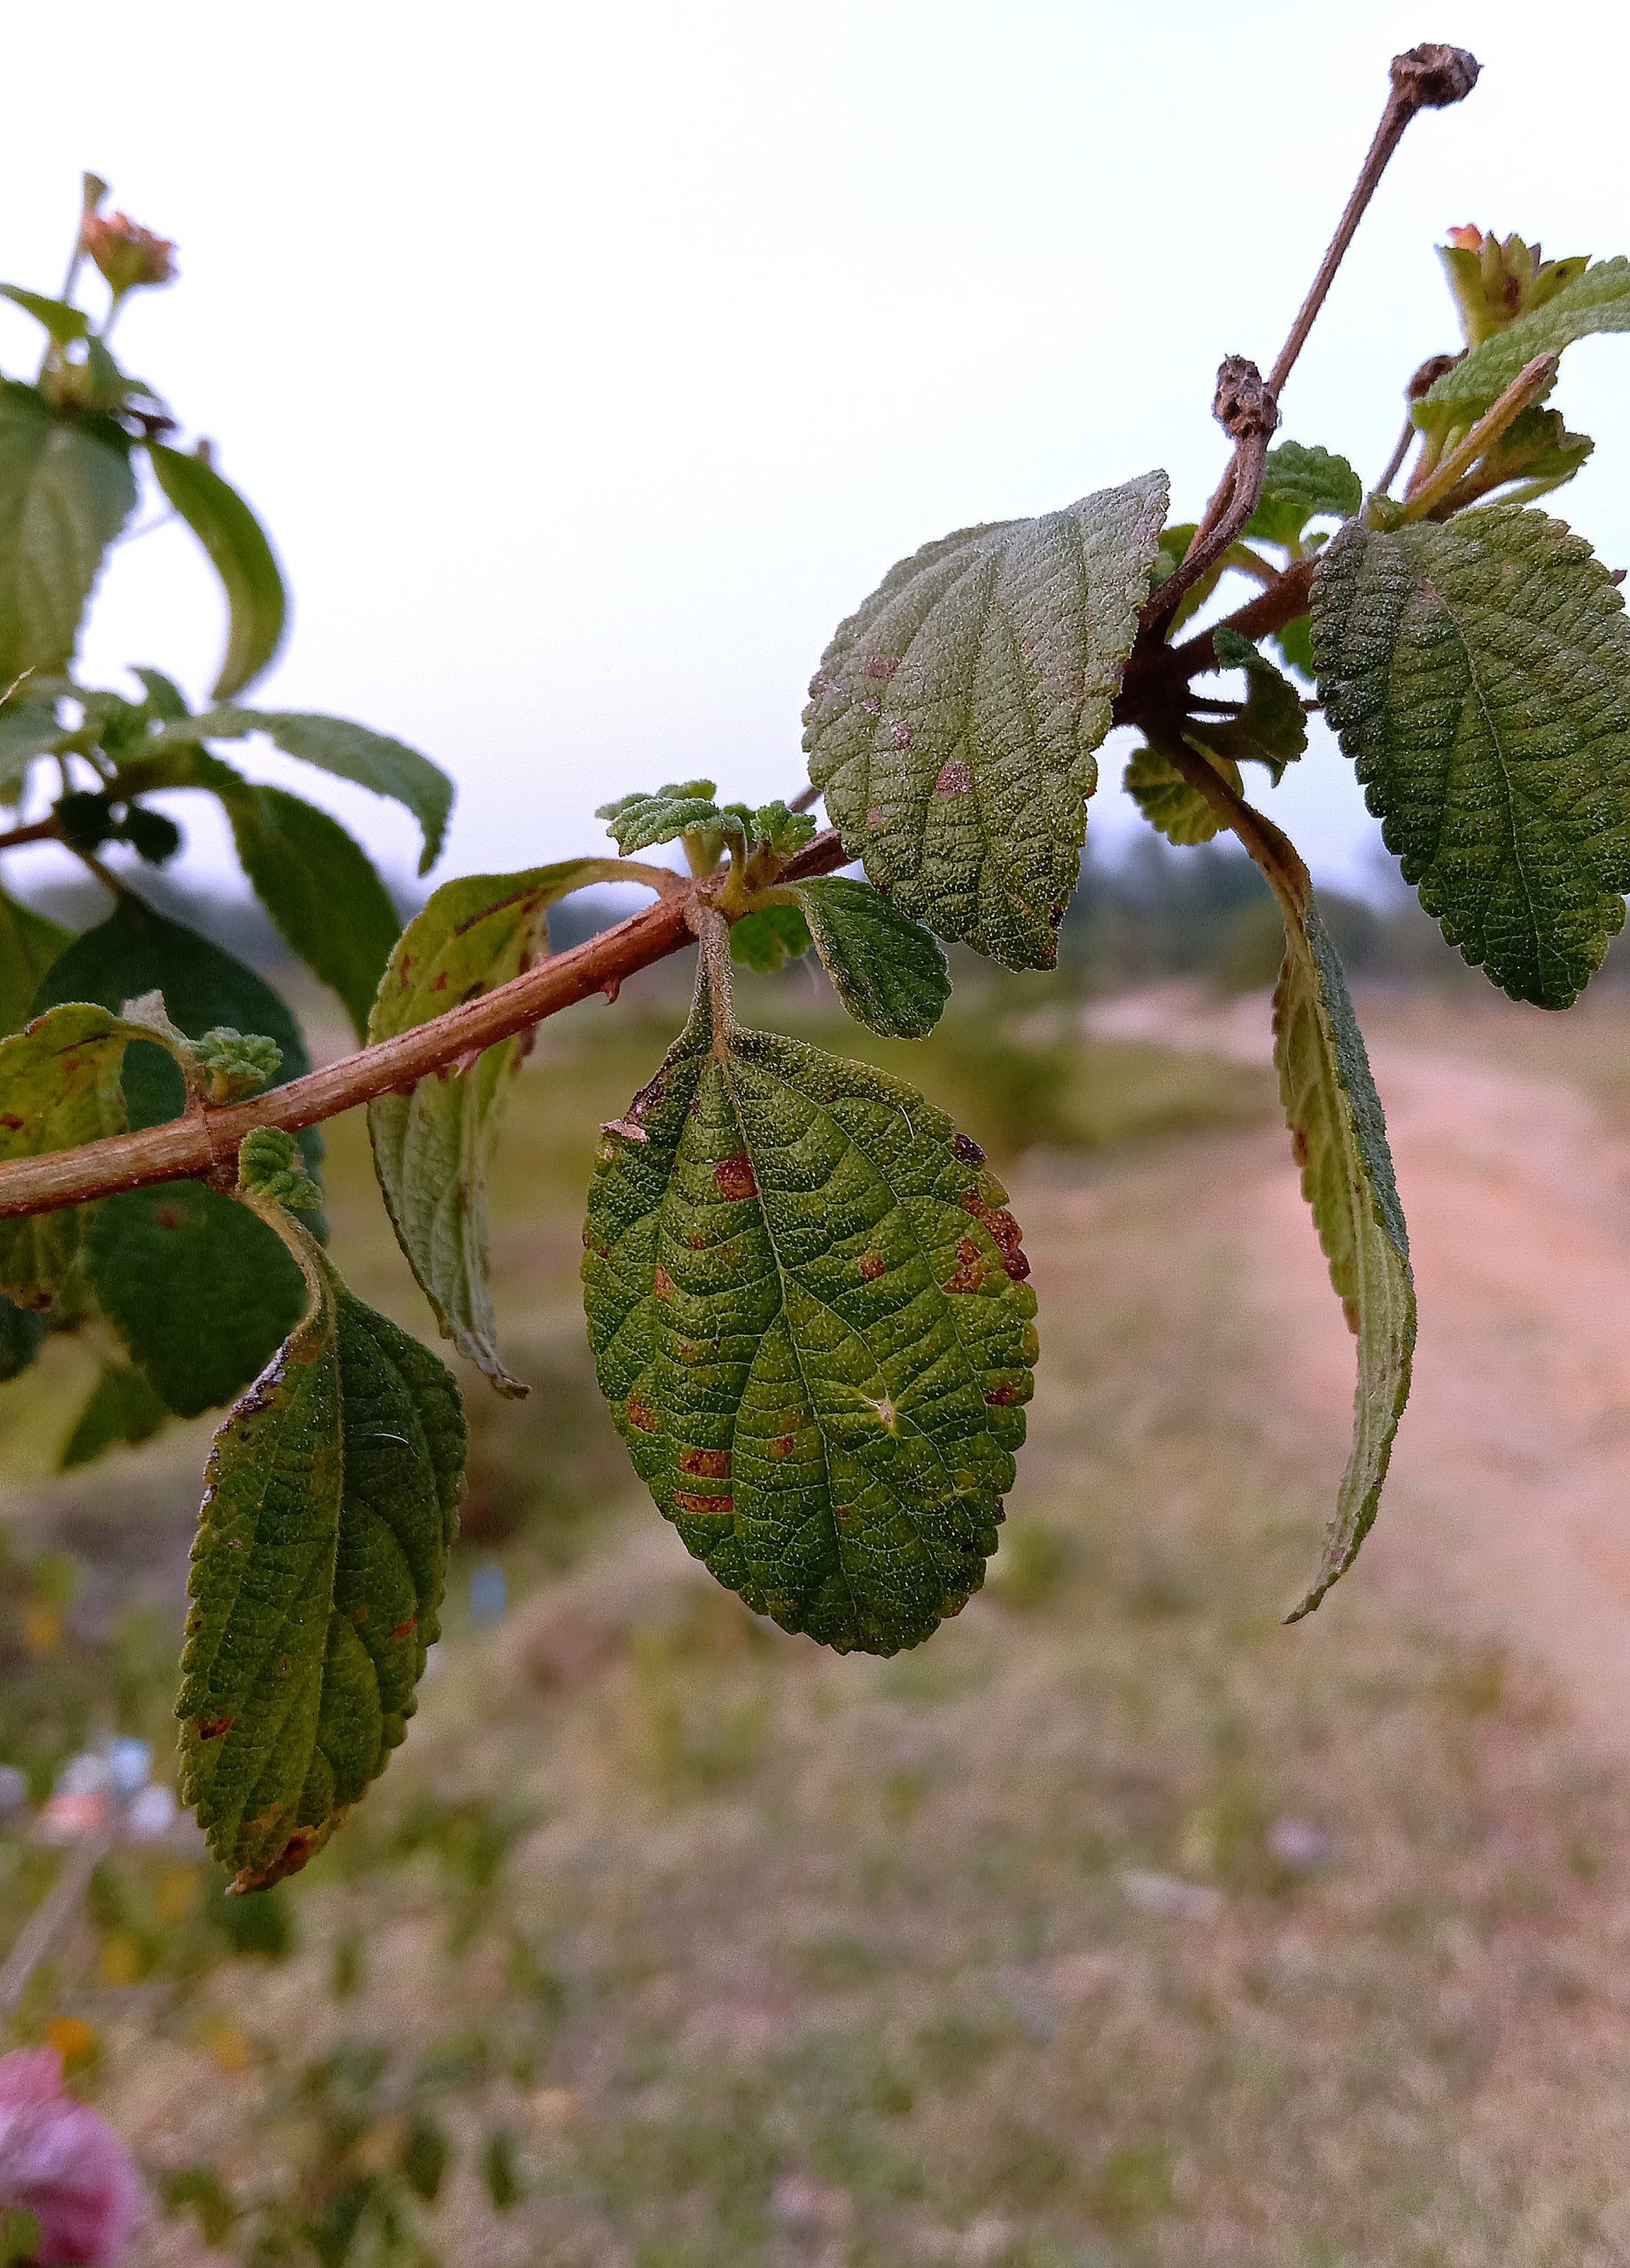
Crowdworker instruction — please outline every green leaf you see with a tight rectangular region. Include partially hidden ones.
[1172,765,1414,1616]
[1274,614,1316,681]
[178,1220,464,1891]
[0,887,72,1034]
[60,1362,167,1469]
[221,781,400,1038]
[0,1293,43,1383]
[1243,441,1362,548]
[144,442,287,699]
[0,1001,174,1309]
[597,781,722,856]
[1418,255,1630,430]
[582,960,1038,1654]
[166,708,452,874]
[87,1183,307,1418]
[728,904,812,973]
[0,380,136,683]
[0,286,90,345]
[30,894,316,1146]
[789,874,951,1037]
[1312,504,1630,1006]
[31,896,329,1398]
[369,861,612,1394]
[803,470,1168,968]
[1124,744,1239,845]
[1276,900,1416,1618]
[0,692,63,792]
[131,665,189,719]
[1201,626,1308,781]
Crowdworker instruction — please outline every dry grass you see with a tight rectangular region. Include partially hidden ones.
[5,993,1630,2265]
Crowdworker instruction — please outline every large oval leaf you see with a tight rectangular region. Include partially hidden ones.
[1313,505,1630,1007]
[178,1222,464,1891]
[582,967,1038,1654]
[803,471,1167,970]
[369,861,611,1394]
[0,381,136,683]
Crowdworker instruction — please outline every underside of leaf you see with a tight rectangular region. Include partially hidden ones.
[803,470,1168,969]
[582,968,1038,1653]
[369,863,612,1393]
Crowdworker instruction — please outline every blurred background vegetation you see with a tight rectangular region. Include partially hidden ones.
[5,839,1630,2266]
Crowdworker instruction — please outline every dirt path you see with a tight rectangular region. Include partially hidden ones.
[1091,990,1630,1757]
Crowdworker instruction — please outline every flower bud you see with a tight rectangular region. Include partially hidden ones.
[81,209,177,296]
[1439,226,1589,348]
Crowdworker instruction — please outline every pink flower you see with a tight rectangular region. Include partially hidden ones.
[0,2050,143,2265]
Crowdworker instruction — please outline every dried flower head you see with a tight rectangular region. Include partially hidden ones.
[80,210,177,296]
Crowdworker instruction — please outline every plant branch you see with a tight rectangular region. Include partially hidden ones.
[1141,359,1279,636]
[1401,353,1558,519]
[1266,44,1479,400]
[0,816,63,852]
[0,832,850,1223]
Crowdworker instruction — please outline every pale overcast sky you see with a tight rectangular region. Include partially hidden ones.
[4,0,1629,901]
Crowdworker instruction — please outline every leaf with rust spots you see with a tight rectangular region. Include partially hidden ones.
[582,958,1037,1654]
[803,470,1168,968]
[178,1218,464,1891]
[369,862,615,1394]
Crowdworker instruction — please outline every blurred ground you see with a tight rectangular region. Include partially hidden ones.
[7,972,1630,2265]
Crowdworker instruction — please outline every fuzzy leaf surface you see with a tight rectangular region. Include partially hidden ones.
[369,862,609,1394]
[790,876,951,1037]
[145,443,287,699]
[1418,256,1630,429]
[1202,627,1308,781]
[1243,441,1362,548]
[178,1224,464,1891]
[583,972,1038,1653]
[0,889,72,1034]
[0,1003,163,1308]
[1313,505,1630,1006]
[1276,901,1416,1617]
[1124,744,1239,844]
[803,470,1168,968]
[0,382,136,683]
[60,1363,167,1468]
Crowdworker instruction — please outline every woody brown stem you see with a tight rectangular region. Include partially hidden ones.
[0,832,850,1223]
